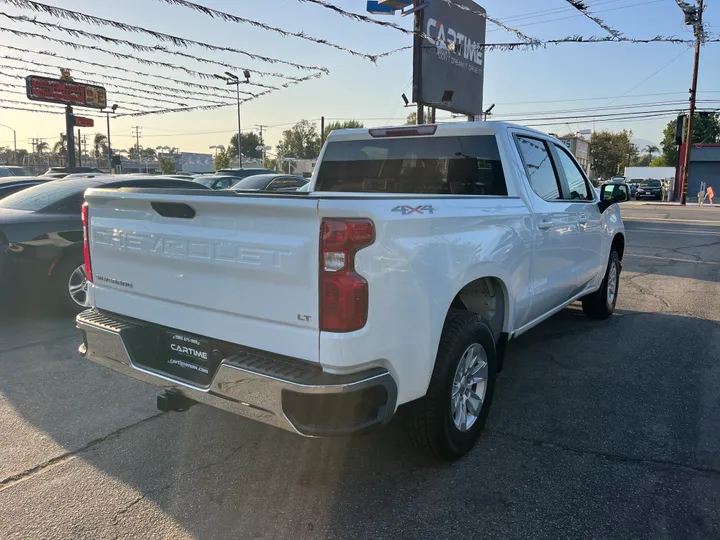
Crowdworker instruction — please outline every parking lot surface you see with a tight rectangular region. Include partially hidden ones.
[1,202,719,540]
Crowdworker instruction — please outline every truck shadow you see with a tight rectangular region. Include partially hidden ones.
[2,304,719,539]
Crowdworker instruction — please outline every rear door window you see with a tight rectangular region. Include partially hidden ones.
[316,136,507,195]
[515,136,562,201]
[553,145,593,201]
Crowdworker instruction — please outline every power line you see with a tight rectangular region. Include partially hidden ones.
[294,0,539,46]
[146,0,399,62]
[605,47,691,107]
[0,55,238,104]
[487,0,665,33]
[562,0,623,38]
[0,26,301,82]
[0,7,328,73]
[0,65,197,110]
[0,43,248,97]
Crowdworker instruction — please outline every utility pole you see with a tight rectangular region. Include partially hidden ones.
[320,116,325,145]
[679,0,704,205]
[66,105,76,168]
[132,126,142,161]
[77,129,82,167]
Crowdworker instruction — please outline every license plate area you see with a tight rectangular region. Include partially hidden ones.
[123,326,227,388]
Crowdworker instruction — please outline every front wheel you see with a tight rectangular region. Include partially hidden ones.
[581,250,620,320]
[411,310,497,461]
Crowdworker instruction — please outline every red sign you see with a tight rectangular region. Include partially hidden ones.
[25,75,107,110]
[74,116,94,128]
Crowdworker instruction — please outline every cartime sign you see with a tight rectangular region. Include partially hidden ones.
[414,0,486,117]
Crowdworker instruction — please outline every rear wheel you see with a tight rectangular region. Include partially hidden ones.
[54,258,89,312]
[411,310,497,461]
[581,250,620,320]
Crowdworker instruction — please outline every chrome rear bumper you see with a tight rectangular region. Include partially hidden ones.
[77,309,397,436]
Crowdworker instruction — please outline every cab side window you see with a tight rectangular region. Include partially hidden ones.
[554,145,593,201]
[515,136,562,201]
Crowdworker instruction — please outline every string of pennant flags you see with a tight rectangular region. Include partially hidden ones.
[0,0,715,120]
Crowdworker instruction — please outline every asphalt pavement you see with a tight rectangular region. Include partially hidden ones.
[1,201,719,539]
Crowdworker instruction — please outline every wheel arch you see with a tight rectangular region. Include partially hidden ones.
[446,276,510,344]
[612,232,625,261]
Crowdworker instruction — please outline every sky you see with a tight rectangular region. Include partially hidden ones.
[0,0,718,157]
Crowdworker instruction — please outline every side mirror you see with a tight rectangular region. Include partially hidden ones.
[600,183,629,203]
[598,183,629,212]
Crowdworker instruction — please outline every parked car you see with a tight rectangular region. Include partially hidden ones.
[63,173,109,179]
[0,177,50,200]
[627,179,643,197]
[215,167,276,179]
[0,166,34,177]
[42,166,104,178]
[77,122,628,461]
[636,179,663,200]
[230,174,308,191]
[193,174,239,190]
[0,176,209,312]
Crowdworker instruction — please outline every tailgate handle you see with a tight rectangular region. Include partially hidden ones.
[151,202,196,219]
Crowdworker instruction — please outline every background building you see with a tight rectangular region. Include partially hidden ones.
[678,144,720,202]
[559,135,592,178]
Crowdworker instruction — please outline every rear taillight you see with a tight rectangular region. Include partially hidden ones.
[320,219,375,333]
[81,202,93,282]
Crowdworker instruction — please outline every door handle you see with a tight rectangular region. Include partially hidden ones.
[538,219,554,230]
[578,214,588,225]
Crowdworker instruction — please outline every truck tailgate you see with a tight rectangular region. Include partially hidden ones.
[85,190,321,362]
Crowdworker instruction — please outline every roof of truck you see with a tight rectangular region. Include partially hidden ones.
[325,121,548,142]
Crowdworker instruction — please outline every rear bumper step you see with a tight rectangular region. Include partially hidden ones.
[77,309,397,436]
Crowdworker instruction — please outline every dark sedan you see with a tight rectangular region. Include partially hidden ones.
[636,179,663,200]
[215,167,275,178]
[193,174,239,190]
[0,177,51,200]
[42,166,104,179]
[0,176,209,312]
[0,166,34,177]
[230,174,308,192]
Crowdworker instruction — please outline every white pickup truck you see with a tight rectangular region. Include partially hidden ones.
[77,122,628,460]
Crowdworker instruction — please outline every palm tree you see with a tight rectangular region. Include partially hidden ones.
[644,144,659,158]
[36,141,49,154]
[52,133,67,154]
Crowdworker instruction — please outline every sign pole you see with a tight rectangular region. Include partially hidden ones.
[65,105,76,168]
[412,0,424,124]
[77,129,82,167]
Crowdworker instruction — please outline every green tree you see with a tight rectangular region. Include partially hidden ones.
[590,130,637,178]
[93,133,107,160]
[141,147,156,160]
[634,154,653,167]
[323,120,364,140]
[36,141,49,154]
[214,150,230,170]
[644,144,659,157]
[405,107,433,125]
[52,133,66,154]
[128,144,141,160]
[228,132,263,160]
[262,155,277,171]
[158,156,176,174]
[276,120,321,160]
[659,113,720,167]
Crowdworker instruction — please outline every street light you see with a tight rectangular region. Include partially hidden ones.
[209,144,225,157]
[216,70,251,167]
[0,123,16,165]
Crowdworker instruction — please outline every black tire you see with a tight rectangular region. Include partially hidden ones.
[411,310,497,461]
[581,250,620,320]
[53,257,89,313]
